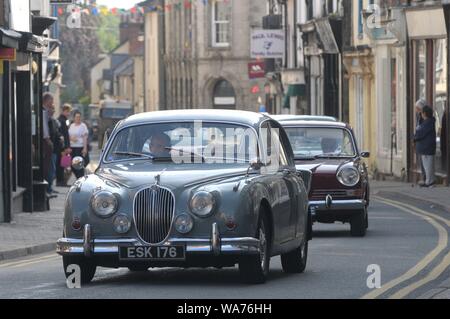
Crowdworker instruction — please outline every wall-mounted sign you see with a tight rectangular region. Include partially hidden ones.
[248,61,266,79]
[214,97,235,105]
[0,48,16,61]
[10,0,30,33]
[251,30,285,59]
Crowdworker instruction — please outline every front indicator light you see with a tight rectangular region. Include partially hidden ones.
[113,214,131,234]
[175,214,194,234]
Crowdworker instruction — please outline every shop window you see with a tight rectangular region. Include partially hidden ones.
[435,39,447,173]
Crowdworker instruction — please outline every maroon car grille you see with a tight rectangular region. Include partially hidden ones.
[134,186,174,244]
[310,189,352,201]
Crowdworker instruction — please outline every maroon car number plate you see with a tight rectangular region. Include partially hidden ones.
[119,246,185,260]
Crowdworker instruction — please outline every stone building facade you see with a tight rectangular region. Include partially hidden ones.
[162,0,267,111]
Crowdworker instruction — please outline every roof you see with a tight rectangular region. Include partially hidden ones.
[271,114,338,122]
[119,109,270,129]
[278,120,349,129]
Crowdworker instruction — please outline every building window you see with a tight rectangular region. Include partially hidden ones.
[212,0,231,47]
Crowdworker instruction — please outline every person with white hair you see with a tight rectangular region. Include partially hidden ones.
[415,99,428,184]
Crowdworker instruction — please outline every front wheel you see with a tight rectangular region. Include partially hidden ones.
[63,255,97,285]
[281,241,308,273]
[239,214,270,284]
[350,208,368,237]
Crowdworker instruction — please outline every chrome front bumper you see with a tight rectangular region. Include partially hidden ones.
[56,223,260,258]
[309,199,366,213]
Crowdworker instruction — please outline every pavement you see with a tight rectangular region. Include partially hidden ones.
[0,145,101,262]
[0,163,449,298]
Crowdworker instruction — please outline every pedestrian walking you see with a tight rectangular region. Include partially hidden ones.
[56,104,72,187]
[47,104,63,195]
[415,99,427,184]
[42,92,55,197]
[69,111,90,179]
[414,105,437,188]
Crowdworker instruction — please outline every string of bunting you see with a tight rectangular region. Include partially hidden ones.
[55,0,231,17]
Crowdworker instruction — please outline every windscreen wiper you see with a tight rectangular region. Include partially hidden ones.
[113,151,154,160]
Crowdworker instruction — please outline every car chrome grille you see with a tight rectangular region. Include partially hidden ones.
[134,186,174,244]
[310,189,353,200]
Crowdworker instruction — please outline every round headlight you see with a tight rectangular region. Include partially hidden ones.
[337,167,360,187]
[189,191,215,217]
[174,214,194,234]
[91,191,118,218]
[113,214,131,234]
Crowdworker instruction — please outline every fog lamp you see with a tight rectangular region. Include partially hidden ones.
[113,214,131,234]
[175,214,194,234]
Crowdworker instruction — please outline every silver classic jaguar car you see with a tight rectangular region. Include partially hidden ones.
[57,110,312,284]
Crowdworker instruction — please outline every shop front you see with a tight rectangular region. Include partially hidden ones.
[406,6,450,184]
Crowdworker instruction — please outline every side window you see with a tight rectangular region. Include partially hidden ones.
[270,122,289,167]
[260,122,272,163]
[278,125,295,166]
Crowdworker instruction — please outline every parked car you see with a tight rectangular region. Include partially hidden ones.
[57,110,312,284]
[276,116,370,237]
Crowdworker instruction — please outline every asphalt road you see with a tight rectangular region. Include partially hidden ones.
[0,198,449,299]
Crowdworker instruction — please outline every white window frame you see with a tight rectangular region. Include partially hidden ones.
[212,0,231,48]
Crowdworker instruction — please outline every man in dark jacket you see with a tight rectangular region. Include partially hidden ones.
[56,104,72,187]
[47,105,63,195]
[414,105,437,187]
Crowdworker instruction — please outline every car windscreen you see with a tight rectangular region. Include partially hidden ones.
[284,127,356,159]
[104,122,259,164]
[101,108,132,119]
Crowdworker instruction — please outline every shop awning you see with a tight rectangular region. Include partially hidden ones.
[406,7,447,39]
[0,27,22,49]
[282,84,306,109]
[19,32,48,53]
[32,15,57,36]
[315,18,340,54]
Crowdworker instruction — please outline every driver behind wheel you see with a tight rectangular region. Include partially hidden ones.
[149,133,172,157]
[321,137,339,154]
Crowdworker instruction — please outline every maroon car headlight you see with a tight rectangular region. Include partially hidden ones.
[337,167,360,187]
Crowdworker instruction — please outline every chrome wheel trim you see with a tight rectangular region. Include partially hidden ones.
[301,242,307,262]
[259,223,267,271]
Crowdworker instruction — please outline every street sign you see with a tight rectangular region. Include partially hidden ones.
[248,61,266,79]
[251,30,285,59]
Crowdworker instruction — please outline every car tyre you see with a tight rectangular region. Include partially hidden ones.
[281,240,308,273]
[63,255,97,285]
[350,208,367,237]
[239,213,270,284]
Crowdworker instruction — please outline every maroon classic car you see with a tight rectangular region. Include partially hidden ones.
[274,115,370,237]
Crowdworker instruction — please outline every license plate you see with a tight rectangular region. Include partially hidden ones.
[119,245,185,261]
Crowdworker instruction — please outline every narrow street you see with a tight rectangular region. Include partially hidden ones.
[0,198,448,299]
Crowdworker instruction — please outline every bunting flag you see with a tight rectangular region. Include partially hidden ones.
[53,0,231,17]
